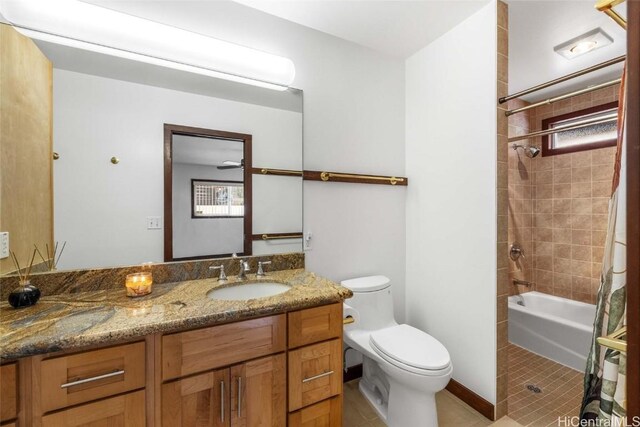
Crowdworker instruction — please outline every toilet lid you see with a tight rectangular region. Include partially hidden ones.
[370,324,450,371]
[341,275,390,292]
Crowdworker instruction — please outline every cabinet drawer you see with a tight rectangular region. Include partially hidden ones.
[41,390,145,427]
[288,304,342,349]
[288,397,342,427]
[288,339,342,412]
[162,314,286,381]
[0,363,17,423]
[40,342,146,413]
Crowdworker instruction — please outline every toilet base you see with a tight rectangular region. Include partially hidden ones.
[386,378,438,427]
[358,380,388,422]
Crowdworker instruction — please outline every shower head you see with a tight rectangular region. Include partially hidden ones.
[512,144,541,158]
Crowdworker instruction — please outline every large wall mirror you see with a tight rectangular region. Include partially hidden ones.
[0,23,303,274]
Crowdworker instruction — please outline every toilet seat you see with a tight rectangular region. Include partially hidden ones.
[370,324,451,376]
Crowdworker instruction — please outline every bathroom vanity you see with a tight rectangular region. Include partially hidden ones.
[0,269,351,426]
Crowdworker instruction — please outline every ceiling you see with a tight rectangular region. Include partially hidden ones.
[509,0,627,102]
[233,0,489,58]
[173,135,243,167]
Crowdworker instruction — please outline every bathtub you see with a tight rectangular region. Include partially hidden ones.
[508,291,597,372]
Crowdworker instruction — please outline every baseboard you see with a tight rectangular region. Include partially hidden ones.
[343,363,363,383]
[445,379,495,421]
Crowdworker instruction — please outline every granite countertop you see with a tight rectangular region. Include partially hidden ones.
[0,269,352,361]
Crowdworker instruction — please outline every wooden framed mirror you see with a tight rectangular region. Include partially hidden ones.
[164,124,252,261]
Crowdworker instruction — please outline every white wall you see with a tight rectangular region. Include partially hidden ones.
[405,1,498,404]
[91,1,407,320]
[53,69,302,269]
[172,163,244,258]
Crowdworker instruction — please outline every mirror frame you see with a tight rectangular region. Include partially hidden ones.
[163,123,253,261]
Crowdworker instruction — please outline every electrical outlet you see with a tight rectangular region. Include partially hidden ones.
[146,217,162,230]
[0,232,8,259]
[304,231,313,251]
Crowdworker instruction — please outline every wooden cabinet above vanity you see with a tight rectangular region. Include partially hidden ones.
[0,301,347,427]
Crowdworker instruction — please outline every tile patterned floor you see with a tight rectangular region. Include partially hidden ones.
[507,344,584,427]
[344,379,523,427]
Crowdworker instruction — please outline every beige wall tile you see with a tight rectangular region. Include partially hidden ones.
[572,229,591,246]
[571,260,592,278]
[553,168,571,184]
[553,199,571,214]
[592,181,611,197]
[553,243,571,259]
[592,198,610,214]
[553,228,572,244]
[571,214,592,229]
[554,184,572,198]
[592,230,607,246]
[572,198,592,215]
[571,151,592,168]
[535,200,553,213]
[592,214,608,230]
[571,245,592,262]
[572,167,591,182]
[553,155,572,169]
[571,182,591,198]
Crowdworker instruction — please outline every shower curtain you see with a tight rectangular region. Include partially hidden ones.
[580,67,627,422]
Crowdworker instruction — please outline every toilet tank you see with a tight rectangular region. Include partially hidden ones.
[341,276,397,331]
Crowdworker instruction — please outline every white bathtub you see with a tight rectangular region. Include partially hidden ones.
[508,291,597,372]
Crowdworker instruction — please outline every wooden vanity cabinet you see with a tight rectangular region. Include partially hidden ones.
[11,302,344,427]
[287,303,343,426]
[0,362,18,426]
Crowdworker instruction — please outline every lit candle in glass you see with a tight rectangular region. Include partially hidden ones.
[125,272,153,297]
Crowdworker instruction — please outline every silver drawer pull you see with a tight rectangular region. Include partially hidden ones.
[237,377,243,418]
[302,370,334,383]
[60,369,125,389]
[220,380,225,422]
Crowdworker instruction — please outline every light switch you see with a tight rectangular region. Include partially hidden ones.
[146,217,162,230]
[0,232,8,259]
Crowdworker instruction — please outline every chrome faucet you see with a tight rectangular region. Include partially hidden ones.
[209,264,227,281]
[257,261,271,277]
[238,259,251,280]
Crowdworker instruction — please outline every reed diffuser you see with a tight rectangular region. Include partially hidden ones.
[34,241,66,271]
[8,249,41,308]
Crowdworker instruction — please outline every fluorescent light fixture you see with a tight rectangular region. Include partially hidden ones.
[0,0,295,90]
[554,28,613,60]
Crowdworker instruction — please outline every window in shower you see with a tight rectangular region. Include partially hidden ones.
[541,101,618,156]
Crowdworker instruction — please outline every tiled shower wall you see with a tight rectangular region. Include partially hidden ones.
[507,84,620,304]
[496,0,509,419]
[507,100,533,296]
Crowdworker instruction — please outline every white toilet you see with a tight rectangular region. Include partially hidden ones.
[341,275,452,427]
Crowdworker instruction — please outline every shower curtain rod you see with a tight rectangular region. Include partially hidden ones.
[499,55,626,104]
[505,78,621,116]
[507,112,618,143]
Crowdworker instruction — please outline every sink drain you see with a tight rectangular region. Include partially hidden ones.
[526,384,542,394]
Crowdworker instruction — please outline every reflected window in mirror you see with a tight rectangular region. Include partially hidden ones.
[192,180,244,218]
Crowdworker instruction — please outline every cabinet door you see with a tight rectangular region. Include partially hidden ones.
[0,363,17,423]
[41,390,145,427]
[230,354,285,427]
[162,368,230,427]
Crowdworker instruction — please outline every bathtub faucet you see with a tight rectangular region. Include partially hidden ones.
[513,279,534,288]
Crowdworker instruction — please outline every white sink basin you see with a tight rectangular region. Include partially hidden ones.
[207,282,292,301]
